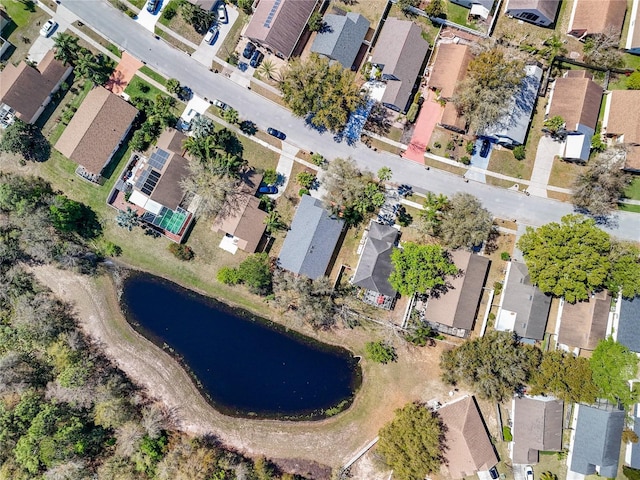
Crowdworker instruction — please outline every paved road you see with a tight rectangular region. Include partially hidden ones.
[61,0,640,242]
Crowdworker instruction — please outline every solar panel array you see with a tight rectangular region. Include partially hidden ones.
[263,0,281,28]
[141,169,161,196]
[149,149,170,170]
[135,169,150,191]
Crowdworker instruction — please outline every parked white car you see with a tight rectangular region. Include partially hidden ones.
[217,2,227,23]
[203,23,219,45]
[39,19,57,37]
[524,465,534,480]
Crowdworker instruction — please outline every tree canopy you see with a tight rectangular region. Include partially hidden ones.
[608,241,640,299]
[389,243,458,297]
[437,193,493,250]
[517,215,611,302]
[528,350,599,404]
[440,331,542,401]
[280,54,365,132]
[590,337,638,408]
[377,403,445,480]
[0,119,51,162]
[453,48,525,131]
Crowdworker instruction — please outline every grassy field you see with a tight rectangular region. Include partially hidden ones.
[327,0,388,25]
[154,26,195,54]
[0,0,48,63]
[158,1,204,45]
[138,65,168,86]
[124,76,184,119]
[624,177,640,201]
[548,157,583,189]
[74,21,122,58]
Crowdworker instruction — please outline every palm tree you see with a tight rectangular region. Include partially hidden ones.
[75,50,110,85]
[53,33,80,65]
[116,207,139,231]
[190,115,214,139]
[222,107,239,125]
[264,209,286,235]
[541,34,567,62]
[257,60,277,81]
[539,472,558,480]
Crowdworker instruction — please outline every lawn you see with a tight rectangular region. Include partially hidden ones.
[124,76,185,118]
[73,21,122,58]
[45,80,94,146]
[624,176,640,201]
[548,157,584,189]
[0,1,48,63]
[445,1,477,30]
[154,26,195,54]
[0,0,35,26]
[139,65,167,86]
[326,0,388,25]
[157,0,204,45]
[217,8,247,62]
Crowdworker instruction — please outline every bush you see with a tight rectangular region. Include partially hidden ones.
[493,281,503,295]
[500,251,511,261]
[624,466,640,480]
[166,78,181,95]
[168,243,194,261]
[139,83,150,94]
[502,426,513,441]
[627,71,640,90]
[311,152,325,166]
[217,266,240,285]
[262,168,278,185]
[460,156,471,165]
[298,187,310,197]
[162,1,178,20]
[364,341,397,364]
[465,141,475,154]
[513,145,526,160]
[406,103,420,123]
[434,142,441,149]
[446,140,455,151]
[296,171,315,189]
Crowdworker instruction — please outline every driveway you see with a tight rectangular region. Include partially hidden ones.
[272,143,298,199]
[27,12,72,63]
[466,138,492,183]
[191,4,239,67]
[57,0,640,243]
[528,136,564,197]
[106,52,143,94]
[402,90,442,164]
[135,0,166,32]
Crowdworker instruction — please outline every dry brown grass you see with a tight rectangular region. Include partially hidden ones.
[548,157,583,188]
[327,0,388,25]
[249,81,287,107]
[547,190,573,202]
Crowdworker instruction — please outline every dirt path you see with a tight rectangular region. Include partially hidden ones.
[30,265,464,474]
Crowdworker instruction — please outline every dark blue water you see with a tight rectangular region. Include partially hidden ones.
[120,273,361,419]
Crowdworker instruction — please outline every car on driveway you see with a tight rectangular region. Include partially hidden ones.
[146,0,160,14]
[267,128,286,140]
[258,185,278,194]
[249,49,264,68]
[203,23,219,44]
[217,2,227,23]
[524,465,534,480]
[212,99,229,110]
[479,139,491,158]
[242,41,256,59]
[39,19,57,37]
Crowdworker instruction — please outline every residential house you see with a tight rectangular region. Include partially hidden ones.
[244,0,318,59]
[627,403,640,469]
[546,70,603,162]
[505,0,561,27]
[495,261,551,342]
[310,12,370,70]
[557,290,611,351]
[568,0,627,39]
[370,17,429,113]
[481,64,543,148]
[615,296,640,353]
[450,0,495,19]
[569,402,625,478]
[122,128,194,242]
[428,43,473,133]
[277,195,344,280]
[212,170,267,254]
[512,395,564,464]
[437,395,499,479]
[626,0,640,54]
[185,0,216,10]
[0,9,10,58]
[423,251,490,338]
[0,50,72,128]
[602,90,640,172]
[56,86,138,179]
[351,221,399,309]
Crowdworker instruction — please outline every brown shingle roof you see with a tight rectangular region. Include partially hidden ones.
[441,101,466,131]
[149,153,189,209]
[424,251,490,331]
[429,43,472,99]
[558,290,611,350]
[624,145,640,171]
[0,50,70,123]
[371,17,429,111]
[628,2,640,49]
[438,396,499,479]
[569,0,627,37]
[548,71,602,131]
[606,90,640,144]
[55,86,138,174]
[244,0,317,58]
[513,396,564,464]
[156,127,188,154]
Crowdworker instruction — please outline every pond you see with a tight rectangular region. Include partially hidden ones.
[120,273,361,420]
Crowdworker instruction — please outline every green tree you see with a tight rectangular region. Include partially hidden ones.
[624,466,640,480]
[377,166,392,182]
[49,195,99,238]
[377,403,445,480]
[53,32,80,65]
[627,71,640,90]
[440,331,542,401]
[0,119,51,162]
[257,59,278,81]
[583,29,625,71]
[528,350,599,404]
[397,0,420,15]
[389,243,458,297]
[296,171,315,189]
[166,78,181,95]
[364,341,397,364]
[0,173,53,215]
[116,207,139,231]
[191,114,215,139]
[437,193,493,250]
[543,115,565,137]
[608,241,640,299]
[264,209,286,235]
[307,11,323,32]
[280,54,364,132]
[75,49,111,85]
[181,2,215,33]
[419,192,449,236]
[424,0,445,17]
[222,107,239,125]
[237,253,272,295]
[517,215,611,302]
[590,337,638,408]
[453,48,525,131]
[217,266,241,285]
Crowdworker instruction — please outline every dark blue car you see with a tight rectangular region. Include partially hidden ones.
[250,49,264,68]
[243,42,256,59]
[146,0,160,13]
[267,128,286,140]
[258,185,278,194]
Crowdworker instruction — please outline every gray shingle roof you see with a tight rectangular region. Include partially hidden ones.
[352,222,398,297]
[570,403,625,477]
[310,12,370,69]
[631,404,640,469]
[512,396,564,464]
[617,296,640,353]
[481,64,542,146]
[277,195,344,279]
[501,262,551,340]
